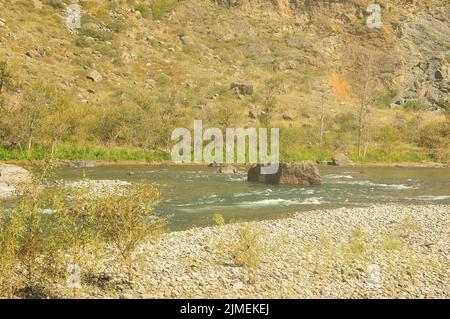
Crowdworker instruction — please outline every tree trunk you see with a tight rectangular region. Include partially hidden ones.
[319,95,325,147]
[27,129,33,152]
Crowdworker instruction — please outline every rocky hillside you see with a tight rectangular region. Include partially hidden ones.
[0,0,448,161]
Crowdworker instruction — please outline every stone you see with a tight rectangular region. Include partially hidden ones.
[286,36,312,50]
[0,164,32,199]
[69,160,96,168]
[230,82,254,95]
[247,161,321,186]
[180,35,193,45]
[145,79,156,89]
[282,114,293,121]
[329,154,353,166]
[208,161,222,168]
[217,165,238,174]
[214,0,242,9]
[25,49,42,58]
[248,110,257,119]
[87,70,103,82]
[0,18,5,27]
[32,0,43,9]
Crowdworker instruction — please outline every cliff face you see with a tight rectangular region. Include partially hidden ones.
[212,0,449,110]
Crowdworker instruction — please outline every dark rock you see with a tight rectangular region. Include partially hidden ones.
[282,114,293,121]
[208,161,222,167]
[247,161,321,186]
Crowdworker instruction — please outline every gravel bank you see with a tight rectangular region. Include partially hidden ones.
[98,205,450,298]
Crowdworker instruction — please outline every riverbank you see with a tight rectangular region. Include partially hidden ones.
[84,204,448,299]
[1,159,448,169]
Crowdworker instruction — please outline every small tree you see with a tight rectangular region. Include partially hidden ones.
[345,45,385,157]
[90,184,166,282]
[259,79,281,127]
[17,82,57,151]
[318,83,332,149]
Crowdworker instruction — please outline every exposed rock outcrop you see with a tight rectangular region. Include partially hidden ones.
[392,11,450,110]
[247,161,321,186]
[391,57,449,110]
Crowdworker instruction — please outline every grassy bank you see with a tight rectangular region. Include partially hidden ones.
[0,146,169,162]
[0,146,437,164]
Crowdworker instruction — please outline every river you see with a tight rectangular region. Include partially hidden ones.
[54,165,450,231]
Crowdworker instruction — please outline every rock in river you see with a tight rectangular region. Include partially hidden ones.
[329,154,353,166]
[217,165,238,174]
[69,160,96,168]
[247,161,321,186]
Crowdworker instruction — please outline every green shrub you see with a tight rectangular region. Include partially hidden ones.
[417,122,450,161]
[383,234,403,251]
[135,3,152,18]
[213,213,225,226]
[79,28,114,42]
[229,223,263,268]
[348,226,365,256]
[403,99,427,111]
[150,0,181,19]
[88,184,166,281]
[45,0,65,9]
[0,163,165,297]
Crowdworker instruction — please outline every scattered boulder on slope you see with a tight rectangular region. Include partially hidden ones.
[247,161,321,186]
[230,82,254,95]
[87,70,103,82]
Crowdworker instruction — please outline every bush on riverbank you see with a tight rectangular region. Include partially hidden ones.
[0,166,165,298]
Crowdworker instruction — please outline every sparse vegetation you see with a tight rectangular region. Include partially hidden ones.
[229,223,263,268]
[382,234,403,251]
[0,0,448,163]
[213,213,225,226]
[0,163,166,298]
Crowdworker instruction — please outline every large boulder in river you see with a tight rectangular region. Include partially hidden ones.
[0,164,32,199]
[247,161,321,186]
[329,154,353,166]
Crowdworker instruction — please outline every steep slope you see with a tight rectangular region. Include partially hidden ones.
[0,0,448,161]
